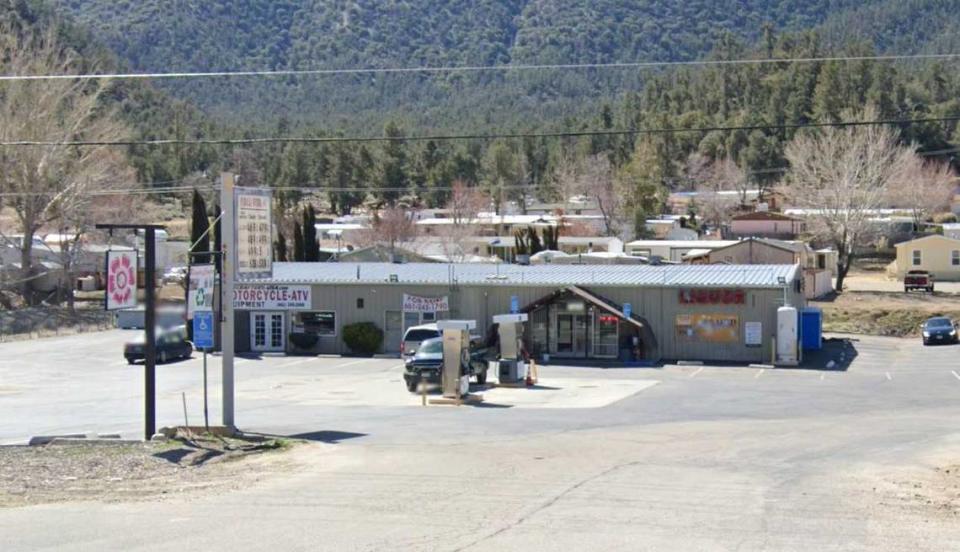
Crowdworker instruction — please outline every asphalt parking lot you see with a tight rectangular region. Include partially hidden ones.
[2,329,959,550]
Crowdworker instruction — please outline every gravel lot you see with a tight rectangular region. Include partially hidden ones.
[0,435,298,508]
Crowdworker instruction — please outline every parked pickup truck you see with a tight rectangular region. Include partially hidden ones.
[904,270,934,293]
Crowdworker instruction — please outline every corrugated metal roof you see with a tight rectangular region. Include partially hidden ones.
[250,262,800,289]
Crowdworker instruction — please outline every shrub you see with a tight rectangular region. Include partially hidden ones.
[342,322,384,355]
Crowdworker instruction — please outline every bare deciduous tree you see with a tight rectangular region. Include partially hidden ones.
[554,154,624,237]
[431,180,488,262]
[358,206,418,254]
[887,157,957,229]
[785,121,914,291]
[0,25,131,304]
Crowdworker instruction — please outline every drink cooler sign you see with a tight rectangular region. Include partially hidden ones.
[234,187,273,280]
[676,314,740,343]
[234,285,311,310]
[105,250,137,311]
[402,294,449,313]
[187,264,216,319]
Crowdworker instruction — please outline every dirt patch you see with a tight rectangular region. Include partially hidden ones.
[851,461,960,523]
[814,291,960,337]
[0,433,301,508]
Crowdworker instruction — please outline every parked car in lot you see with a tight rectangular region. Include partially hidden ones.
[124,325,194,364]
[402,336,490,392]
[401,323,442,357]
[163,266,188,285]
[905,270,934,293]
[921,317,957,345]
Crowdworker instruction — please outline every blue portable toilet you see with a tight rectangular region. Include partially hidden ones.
[800,308,823,351]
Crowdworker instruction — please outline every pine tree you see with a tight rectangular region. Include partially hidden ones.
[275,229,288,262]
[293,222,305,262]
[190,189,210,265]
[302,205,320,262]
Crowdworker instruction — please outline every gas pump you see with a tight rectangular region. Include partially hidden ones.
[436,320,476,399]
[492,313,528,384]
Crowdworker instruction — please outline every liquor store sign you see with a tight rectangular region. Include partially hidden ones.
[234,285,311,310]
[678,289,746,305]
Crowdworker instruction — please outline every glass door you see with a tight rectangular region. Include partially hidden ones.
[251,312,285,352]
[556,314,588,357]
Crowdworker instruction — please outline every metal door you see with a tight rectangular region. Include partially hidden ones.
[384,310,403,353]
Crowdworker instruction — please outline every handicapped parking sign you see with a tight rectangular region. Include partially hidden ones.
[623,303,632,319]
[193,311,215,350]
[510,295,519,314]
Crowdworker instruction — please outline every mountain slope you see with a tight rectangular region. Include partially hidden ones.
[53,0,960,131]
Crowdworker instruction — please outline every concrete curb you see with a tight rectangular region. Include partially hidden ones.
[677,360,704,366]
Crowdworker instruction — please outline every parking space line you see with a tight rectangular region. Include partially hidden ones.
[885,372,892,381]
[819,373,825,382]
[951,370,960,381]
[689,367,704,378]
[335,359,375,369]
[754,369,765,379]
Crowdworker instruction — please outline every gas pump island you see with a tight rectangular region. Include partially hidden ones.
[492,313,529,384]
[436,320,477,399]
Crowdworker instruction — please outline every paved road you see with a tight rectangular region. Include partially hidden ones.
[1,330,959,550]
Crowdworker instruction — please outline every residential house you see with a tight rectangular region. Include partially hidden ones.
[890,234,960,281]
[730,211,806,239]
[625,240,738,262]
[685,238,834,298]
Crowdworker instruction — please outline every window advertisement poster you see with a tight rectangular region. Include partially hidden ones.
[744,321,763,347]
[402,294,449,313]
[234,285,311,310]
[187,264,216,319]
[105,250,138,311]
[676,314,740,343]
[234,187,273,280]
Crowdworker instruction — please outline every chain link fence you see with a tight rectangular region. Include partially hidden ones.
[0,306,116,343]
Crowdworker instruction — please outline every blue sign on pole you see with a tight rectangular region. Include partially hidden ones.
[510,295,519,314]
[193,311,215,350]
[623,302,632,319]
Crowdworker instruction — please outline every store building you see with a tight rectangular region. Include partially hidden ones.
[232,262,804,364]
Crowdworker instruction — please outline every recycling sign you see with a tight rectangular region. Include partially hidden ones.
[187,264,216,319]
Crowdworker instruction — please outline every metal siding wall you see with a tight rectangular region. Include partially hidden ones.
[290,279,800,363]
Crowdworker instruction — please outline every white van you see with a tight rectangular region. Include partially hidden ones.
[401,323,441,356]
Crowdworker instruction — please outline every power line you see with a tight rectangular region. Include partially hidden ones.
[1,116,957,148]
[1,53,958,82]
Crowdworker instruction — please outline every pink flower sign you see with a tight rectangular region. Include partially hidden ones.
[106,251,137,310]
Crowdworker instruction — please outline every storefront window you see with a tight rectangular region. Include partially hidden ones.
[594,314,619,358]
[295,311,336,336]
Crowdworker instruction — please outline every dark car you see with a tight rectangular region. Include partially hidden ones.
[124,325,194,364]
[402,337,490,392]
[921,317,957,346]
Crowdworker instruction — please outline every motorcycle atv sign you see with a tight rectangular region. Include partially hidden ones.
[105,250,138,311]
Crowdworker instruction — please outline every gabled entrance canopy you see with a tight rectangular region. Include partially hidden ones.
[521,285,660,361]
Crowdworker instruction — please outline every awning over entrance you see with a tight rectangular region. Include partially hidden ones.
[521,285,660,361]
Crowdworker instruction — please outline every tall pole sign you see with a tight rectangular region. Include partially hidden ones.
[220,173,237,428]
[234,187,273,280]
[221,177,274,429]
[98,224,164,441]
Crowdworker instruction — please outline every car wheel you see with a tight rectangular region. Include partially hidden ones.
[476,369,487,385]
[126,358,135,365]
[406,379,419,393]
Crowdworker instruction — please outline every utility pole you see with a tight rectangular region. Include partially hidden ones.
[97,223,164,441]
[220,172,236,428]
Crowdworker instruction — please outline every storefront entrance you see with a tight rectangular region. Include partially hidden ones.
[251,311,285,352]
[521,286,659,362]
[556,313,588,357]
